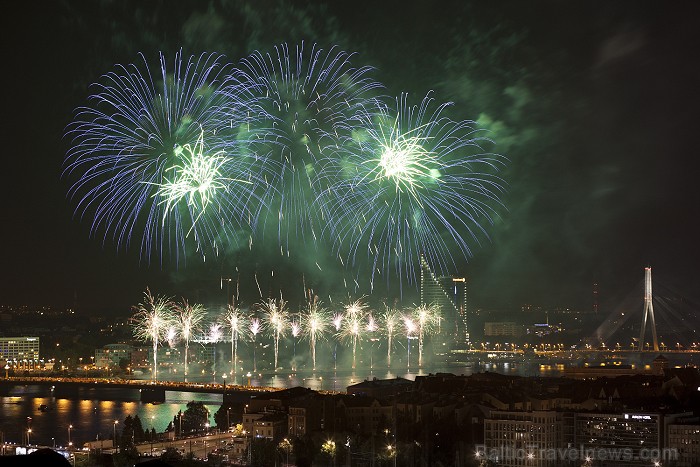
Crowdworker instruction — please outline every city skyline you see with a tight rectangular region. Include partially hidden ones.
[3,0,698,318]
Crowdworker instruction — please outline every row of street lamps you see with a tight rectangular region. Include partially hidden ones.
[24,423,72,449]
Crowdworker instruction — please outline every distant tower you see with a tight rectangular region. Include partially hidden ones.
[592,282,599,314]
[420,255,468,345]
[639,267,659,352]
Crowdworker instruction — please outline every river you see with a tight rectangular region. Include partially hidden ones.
[9,352,693,450]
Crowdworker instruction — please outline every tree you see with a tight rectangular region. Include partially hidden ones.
[293,435,316,467]
[132,414,146,442]
[160,447,183,464]
[173,401,210,435]
[249,438,276,467]
[213,403,231,431]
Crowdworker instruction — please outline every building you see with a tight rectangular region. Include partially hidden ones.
[288,396,325,437]
[0,337,40,365]
[420,255,468,345]
[346,377,413,399]
[574,411,675,466]
[667,419,700,467]
[484,322,525,337]
[483,410,562,467]
[337,395,395,436]
[253,412,287,440]
[95,343,133,369]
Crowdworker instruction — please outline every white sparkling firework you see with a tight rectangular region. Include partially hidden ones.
[173,299,207,379]
[261,298,289,370]
[413,303,440,367]
[208,323,223,377]
[403,315,417,369]
[223,304,247,377]
[131,288,174,382]
[382,306,401,368]
[290,318,301,371]
[249,317,262,372]
[339,298,369,369]
[302,296,328,371]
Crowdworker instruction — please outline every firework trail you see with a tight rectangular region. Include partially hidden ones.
[228,42,383,257]
[301,294,328,370]
[166,326,178,348]
[323,91,506,290]
[290,318,301,371]
[403,315,417,370]
[332,312,343,370]
[63,49,264,264]
[172,299,206,379]
[223,303,247,378]
[382,305,401,368]
[131,288,174,382]
[413,303,440,367]
[366,313,378,368]
[261,297,289,370]
[249,317,262,372]
[339,297,369,369]
[208,323,223,379]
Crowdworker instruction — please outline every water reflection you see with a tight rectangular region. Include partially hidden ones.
[1,360,544,448]
[0,390,221,449]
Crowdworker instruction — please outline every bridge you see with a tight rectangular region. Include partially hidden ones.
[0,376,278,402]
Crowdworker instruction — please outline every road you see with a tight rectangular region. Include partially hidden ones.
[133,432,235,459]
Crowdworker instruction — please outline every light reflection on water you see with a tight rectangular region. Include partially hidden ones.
[1,389,221,449]
[1,361,544,448]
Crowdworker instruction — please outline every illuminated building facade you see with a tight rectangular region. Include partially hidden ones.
[482,410,562,467]
[0,336,40,362]
[420,255,468,345]
[95,343,133,368]
[667,421,700,467]
[574,412,661,466]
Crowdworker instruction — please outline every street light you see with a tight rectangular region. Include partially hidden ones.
[279,438,292,466]
[113,420,118,452]
[27,429,31,446]
[150,416,155,456]
[68,424,73,449]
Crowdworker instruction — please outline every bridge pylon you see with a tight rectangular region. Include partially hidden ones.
[639,267,659,352]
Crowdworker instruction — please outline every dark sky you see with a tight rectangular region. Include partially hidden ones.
[3,0,699,317]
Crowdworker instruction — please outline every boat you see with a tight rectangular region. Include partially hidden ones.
[38,404,51,412]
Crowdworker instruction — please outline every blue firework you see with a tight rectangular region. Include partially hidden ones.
[63,50,265,264]
[225,42,384,256]
[322,92,507,290]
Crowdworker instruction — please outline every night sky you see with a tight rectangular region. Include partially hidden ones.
[3,0,699,317]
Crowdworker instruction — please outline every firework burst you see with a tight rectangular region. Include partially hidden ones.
[249,317,262,372]
[172,299,207,379]
[228,42,383,256]
[290,318,302,371]
[63,50,262,264]
[131,288,174,382]
[381,305,402,368]
[223,304,247,377]
[338,297,369,369]
[366,313,378,368]
[208,323,223,377]
[301,295,329,370]
[261,297,289,370]
[413,303,440,367]
[403,315,417,369]
[323,92,506,289]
